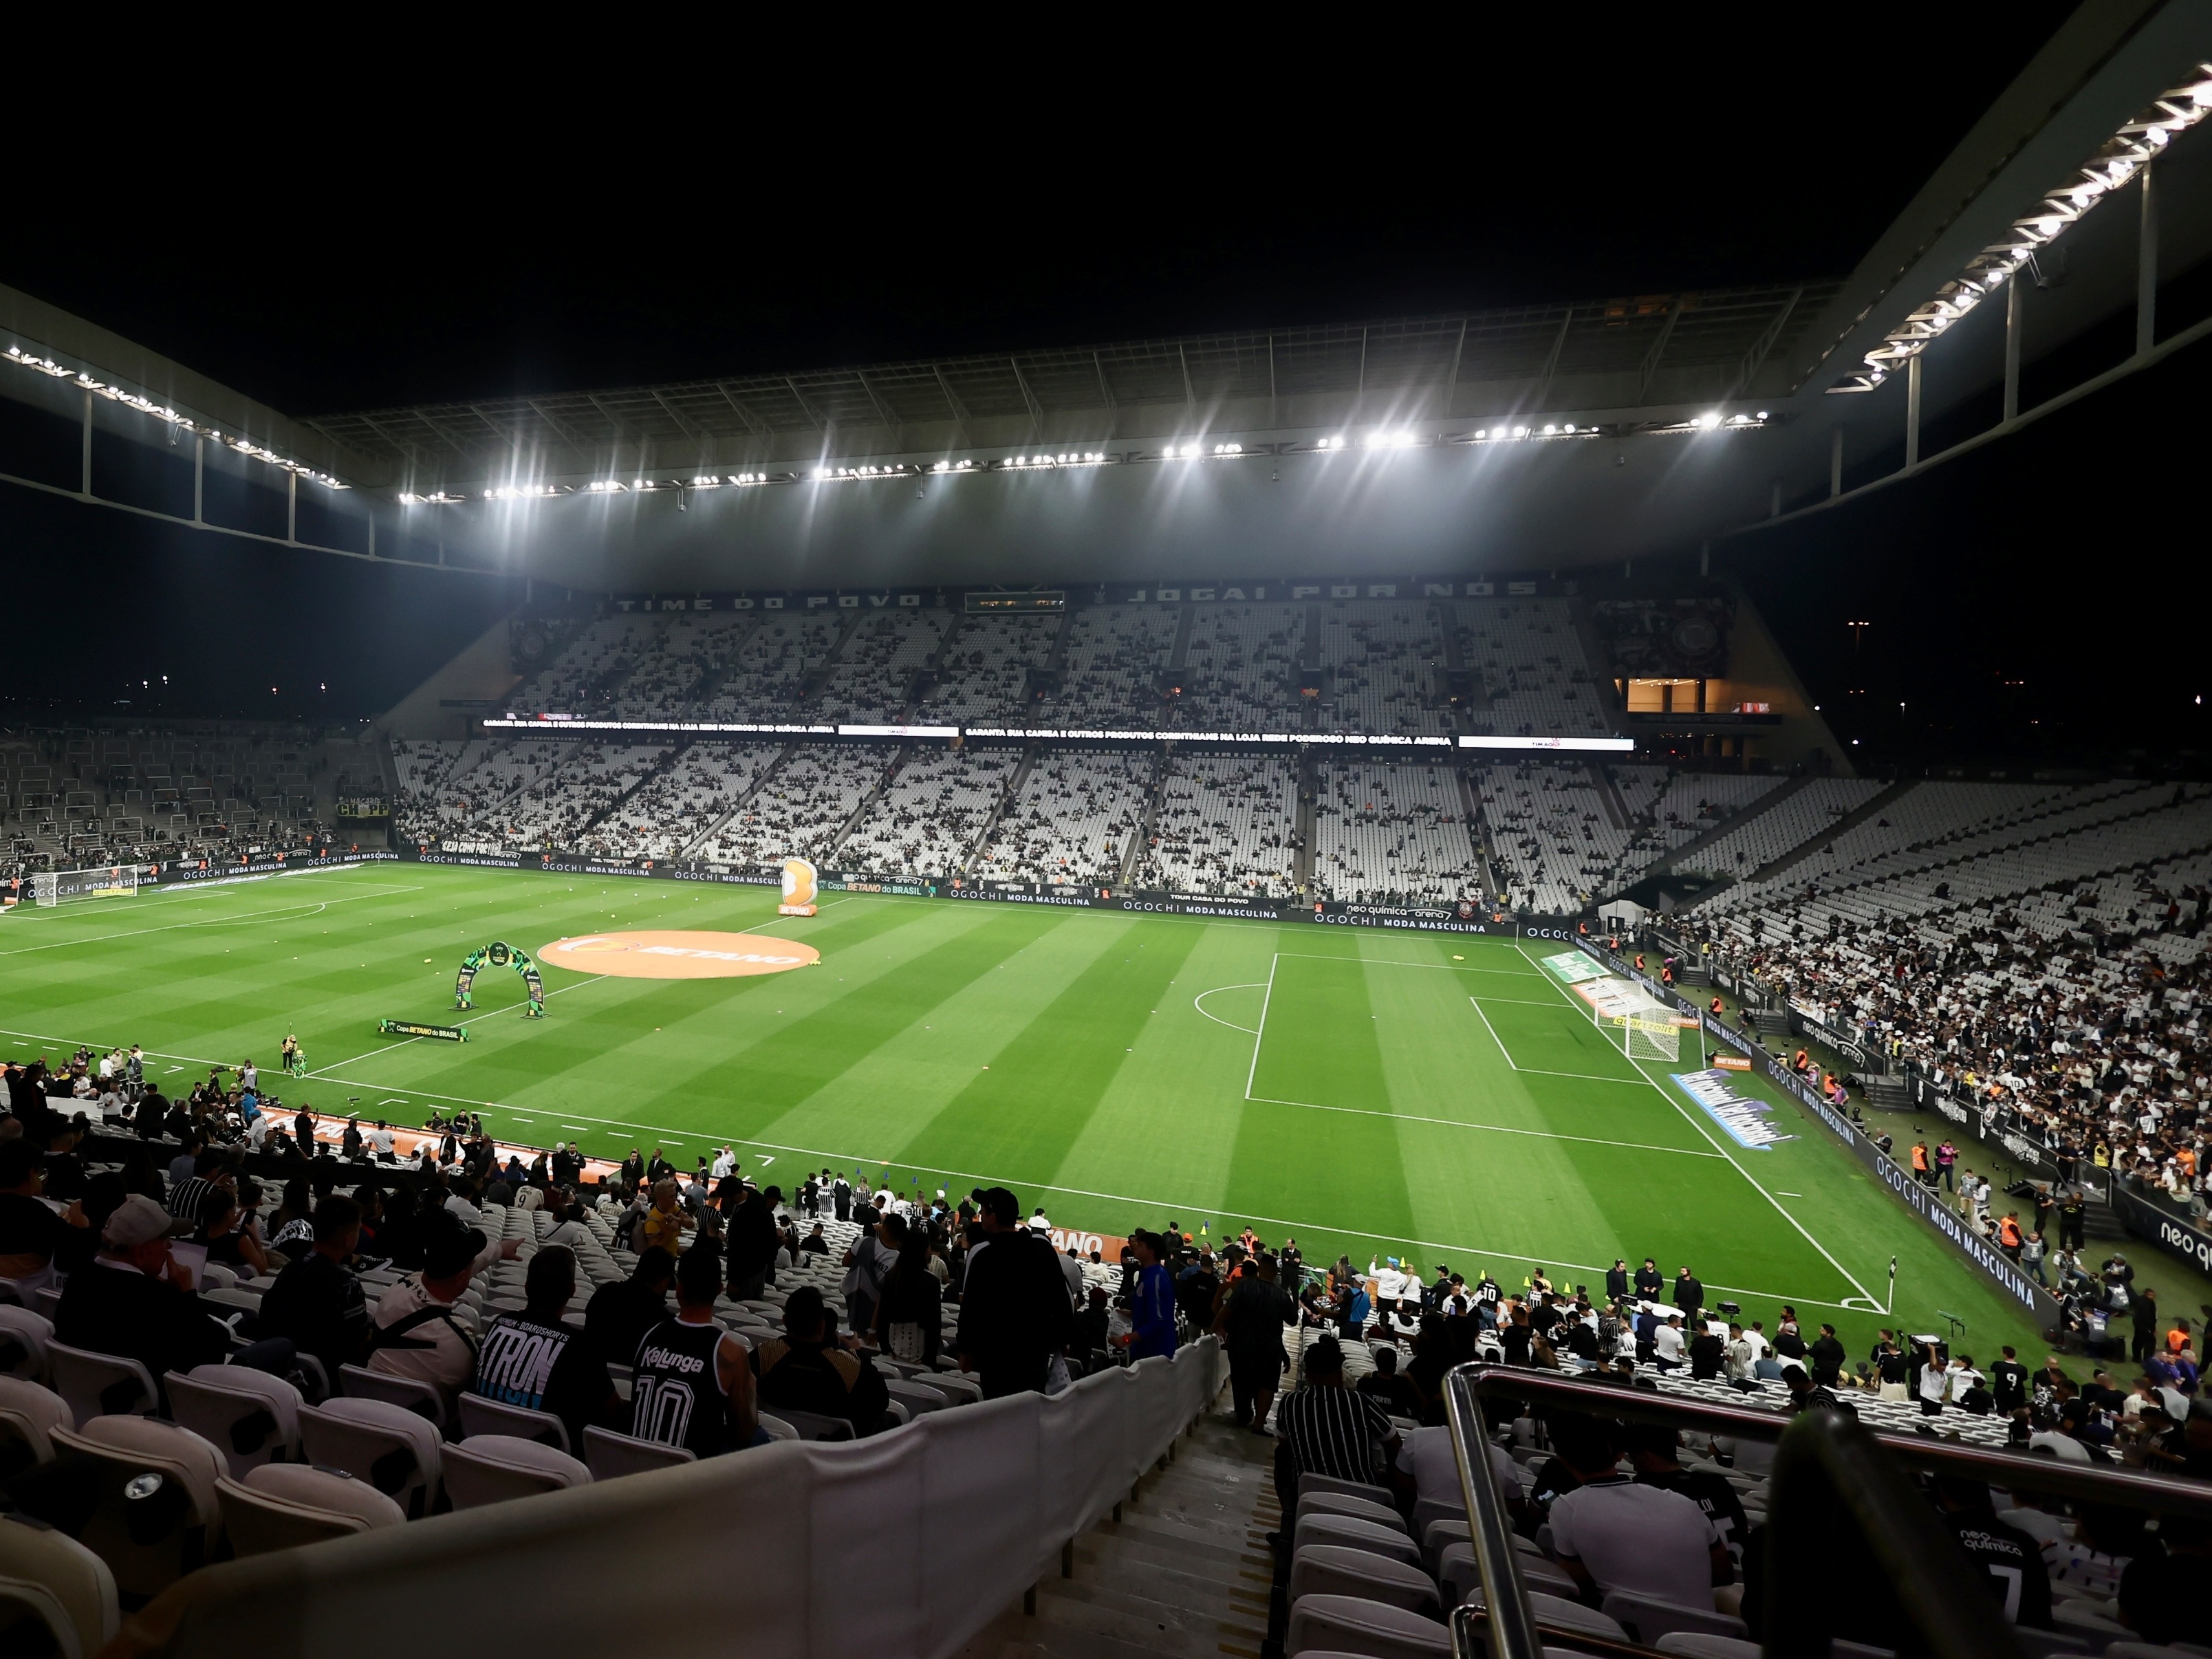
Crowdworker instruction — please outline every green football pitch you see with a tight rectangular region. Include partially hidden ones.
[0,861,2052,1361]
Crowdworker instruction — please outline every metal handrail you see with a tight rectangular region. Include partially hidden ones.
[1442,1362,2212,1659]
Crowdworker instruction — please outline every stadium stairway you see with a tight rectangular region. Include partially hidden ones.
[1744,777,1916,884]
[955,1407,1275,1659]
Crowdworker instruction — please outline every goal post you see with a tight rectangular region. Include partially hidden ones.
[30,867,141,906]
[1609,1012,1680,1064]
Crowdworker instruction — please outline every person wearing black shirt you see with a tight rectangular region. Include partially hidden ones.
[1215,1261,1294,1429]
[255,1195,373,1389]
[1634,1259,1664,1300]
[619,1150,647,1190]
[1356,1347,1425,1418]
[956,1189,1075,1400]
[2119,1512,2212,1645]
[631,1246,759,1457]
[1499,1307,1535,1367]
[1073,1284,1112,1363]
[725,1183,779,1301]
[1605,1260,1629,1302]
[470,1244,616,1451]
[1689,1322,1726,1380]
[1807,1323,1847,1387]
[1673,1266,1703,1317]
[0,1141,82,1296]
[54,1195,276,1402]
[585,1247,676,1369]
[1930,1476,2052,1629]
[645,1149,674,1185]
[755,1285,888,1436]
[1626,1422,1750,1566]
[1988,1347,2030,1416]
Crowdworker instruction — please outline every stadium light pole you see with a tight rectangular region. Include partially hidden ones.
[2003,279,2022,425]
[1904,355,1922,470]
[2138,158,2159,358]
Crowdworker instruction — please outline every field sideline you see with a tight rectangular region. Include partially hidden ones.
[0,861,2056,1360]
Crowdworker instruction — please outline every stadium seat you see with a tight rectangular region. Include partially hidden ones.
[47,1417,226,1604]
[1288,1544,1442,1617]
[457,1393,569,1451]
[1296,1491,1408,1532]
[581,1426,695,1480]
[440,1435,591,1509]
[0,1305,52,1382]
[1652,1638,1758,1659]
[165,1365,302,1477]
[1299,1473,1396,1508]
[217,1465,404,1556]
[2010,1631,2093,1658]
[1420,1518,1470,1573]
[1465,1586,1627,1642]
[0,1513,118,1659]
[1601,1591,1750,1647]
[758,1413,801,1442]
[28,1287,61,1323]
[298,1398,443,1520]
[45,1343,157,1424]
[1436,1543,1577,1605]
[1292,1514,1423,1570]
[1407,1495,1466,1539]
[766,1407,856,1442]
[338,1363,446,1429]
[1286,1592,1451,1658]
[882,1378,948,1417]
[2054,1602,2132,1640]
[0,1376,69,1476]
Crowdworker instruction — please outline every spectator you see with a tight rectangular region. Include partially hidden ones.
[799,1222,830,1255]
[955,1188,1074,1399]
[1216,1259,1294,1431]
[1356,1347,1424,1419]
[1652,1313,1686,1370]
[842,1209,903,1335]
[1625,1422,1749,1565]
[470,1244,617,1451]
[585,1246,677,1369]
[54,1195,292,1396]
[0,1141,85,1297]
[1547,1414,1730,1605]
[367,1208,520,1412]
[631,1243,761,1455]
[639,1178,690,1257]
[1808,1323,1847,1388]
[2119,1512,2212,1644]
[1781,1363,1845,1415]
[1929,1475,2052,1629]
[871,1226,943,1366]
[1127,1230,1177,1360]
[1673,1266,1703,1317]
[1395,1420,1526,1528]
[757,1284,888,1437]
[1689,1319,1725,1380]
[195,1187,271,1280]
[1275,1336,1396,1490]
[726,1182,779,1301]
[255,1194,373,1387]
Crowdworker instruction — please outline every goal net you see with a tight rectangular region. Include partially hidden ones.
[1607,1012,1680,1064]
[31,866,141,906]
[1574,975,1680,1063]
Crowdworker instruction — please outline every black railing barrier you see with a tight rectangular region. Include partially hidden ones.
[1443,1364,2212,1659]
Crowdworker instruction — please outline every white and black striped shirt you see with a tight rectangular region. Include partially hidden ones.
[1277,1384,1392,1484]
[167,1176,217,1223]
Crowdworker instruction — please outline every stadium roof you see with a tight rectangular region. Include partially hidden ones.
[300,283,1840,487]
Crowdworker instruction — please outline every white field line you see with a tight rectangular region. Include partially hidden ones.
[1193,984,1266,1034]
[1242,953,1279,1099]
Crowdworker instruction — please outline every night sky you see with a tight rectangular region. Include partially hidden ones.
[10,10,2196,764]
[4,19,2076,417]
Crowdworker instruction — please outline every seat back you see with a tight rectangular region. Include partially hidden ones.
[456,1393,568,1452]
[215,1477,375,1557]
[1601,1591,1750,1647]
[28,1287,61,1323]
[1283,1591,1452,1659]
[0,1307,53,1382]
[763,1406,854,1442]
[758,1413,801,1442]
[164,1371,300,1479]
[298,1400,442,1521]
[0,1376,70,1478]
[1651,1636,1760,1659]
[0,1515,117,1659]
[1295,1491,1407,1532]
[442,1435,590,1509]
[338,1364,446,1429]
[581,1425,695,1480]
[243,1463,406,1530]
[45,1421,224,1606]
[1297,1472,1396,1507]
[1292,1512,1423,1569]
[45,1344,156,1426]
[882,1378,948,1416]
[1286,1543,1441,1616]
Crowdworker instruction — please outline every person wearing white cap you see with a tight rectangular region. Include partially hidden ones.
[53,1194,296,1396]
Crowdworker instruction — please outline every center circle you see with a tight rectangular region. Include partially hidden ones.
[537,930,821,979]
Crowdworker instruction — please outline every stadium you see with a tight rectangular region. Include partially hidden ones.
[3,13,2212,1658]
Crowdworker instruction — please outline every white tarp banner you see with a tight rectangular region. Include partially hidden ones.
[122,1337,1225,1659]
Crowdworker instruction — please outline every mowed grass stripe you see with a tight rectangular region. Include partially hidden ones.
[893,914,1203,1177]
[1229,951,1418,1245]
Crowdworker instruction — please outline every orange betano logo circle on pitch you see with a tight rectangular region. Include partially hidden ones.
[539,931,820,979]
